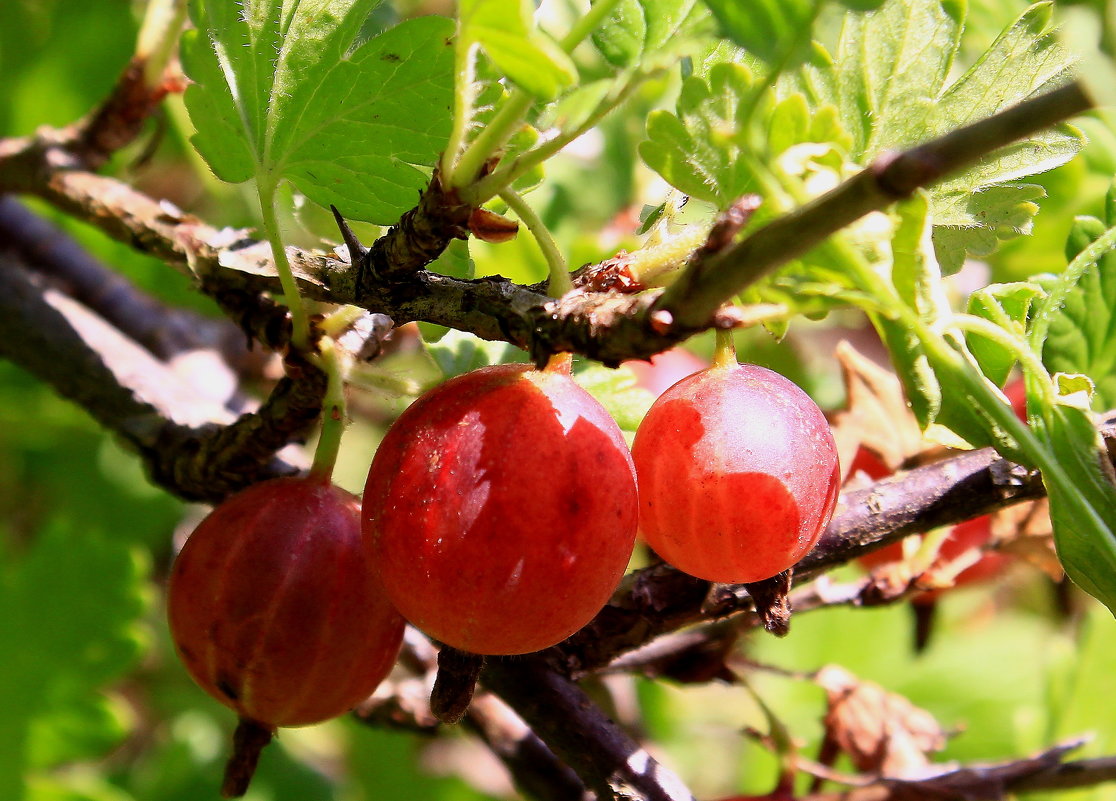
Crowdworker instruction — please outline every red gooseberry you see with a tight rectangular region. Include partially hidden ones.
[167,476,405,728]
[631,362,841,584]
[362,362,639,656]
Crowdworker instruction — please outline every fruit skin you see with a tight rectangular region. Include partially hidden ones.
[362,363,638,656]
[167,477,404,728]
[631,363,840,584]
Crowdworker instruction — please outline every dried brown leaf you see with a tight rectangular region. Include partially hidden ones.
[816,665,946,778]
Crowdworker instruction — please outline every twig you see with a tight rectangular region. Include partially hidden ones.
[560,440,1053,674]
[466,694,593,801]
[0,250,380,503]
[0,82,1092,365]
[482,656,696,801]
[657,81,1094,329]
[0,196,252,362]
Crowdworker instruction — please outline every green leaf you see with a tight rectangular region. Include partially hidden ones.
[573,363,655,434]
[0,523,149,799]
[965,282,1045,387]
[639,63,760,207]
[459,0,576,100]
[704,0,820,66]
[834,1,1081,269]
[1043,217,1116,411]
[425,329,527,379]
[1041,390,1116,616]
[835,0,964,156]
[592,0,712,68]
[183,2,454,224]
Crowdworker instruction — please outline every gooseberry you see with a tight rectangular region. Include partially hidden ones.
[167,476,405,728]
[631,362,840,584]
[362,361,639,656]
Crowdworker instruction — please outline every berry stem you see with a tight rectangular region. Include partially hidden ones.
[221,718,274,798]
[309,337,347,482]
[430,646,486,725]
[256,179,310,351]
[544,352,573,375]
[499,188,571,297]
[712,327,737,369]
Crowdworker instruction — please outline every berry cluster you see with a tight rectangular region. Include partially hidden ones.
[166,351,841,794]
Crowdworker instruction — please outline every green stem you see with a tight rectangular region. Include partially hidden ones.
[468,69,651,205]
[1029,222,1116,351]
[949,314,1054,406]
[712,328,737,368]
[256,179,310,351]
[451,92,534,190]
[135,0,188,85]
[499,188,571,296]
[625,224,712,286]
[559,0,624,51]
[309,338,347,482]
[450,0,624,191]
[317,304,367,339]
[441,39,479,183]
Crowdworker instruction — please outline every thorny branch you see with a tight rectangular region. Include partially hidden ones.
[0,82,1095,365]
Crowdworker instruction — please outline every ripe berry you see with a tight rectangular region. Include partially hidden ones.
[631,363,840,584]
[362,362,639,656]
[167,477,404,728]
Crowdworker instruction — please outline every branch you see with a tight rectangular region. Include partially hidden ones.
[0,246,390,503]
[559,438,1056,674]
[0,196,254,363]
[482,656,696,801]
[657,81,1095,328]
[1,81,1092,364]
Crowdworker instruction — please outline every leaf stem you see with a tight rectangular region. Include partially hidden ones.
[441,39,480,183]
[451,93,534,190]
[559,0,624,51]
[452,0,630,196]
[135,0,189,85]
[625,224,712,286]
[256,180,310,351]
[499,188,571,297]
[309,337,347,482]
[468,68,652,205]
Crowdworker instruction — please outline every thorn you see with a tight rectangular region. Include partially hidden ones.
[330,204,368,262]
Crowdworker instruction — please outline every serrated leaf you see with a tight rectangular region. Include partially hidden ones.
[836,0,964,155]
[460,0,576,100]
[704,0,819,66]
[425,329,527,379]
[184,2,453,224]
[834,1,1080,266]
[639,63,760,207]
[573,363,655,433]
[592,0,712,68]
[1043,218,1116,411]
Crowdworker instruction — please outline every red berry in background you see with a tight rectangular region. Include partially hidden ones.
[363,361,639,656]
[167,477,405,728]
[631,363,841,584]
[624,347,708,397]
